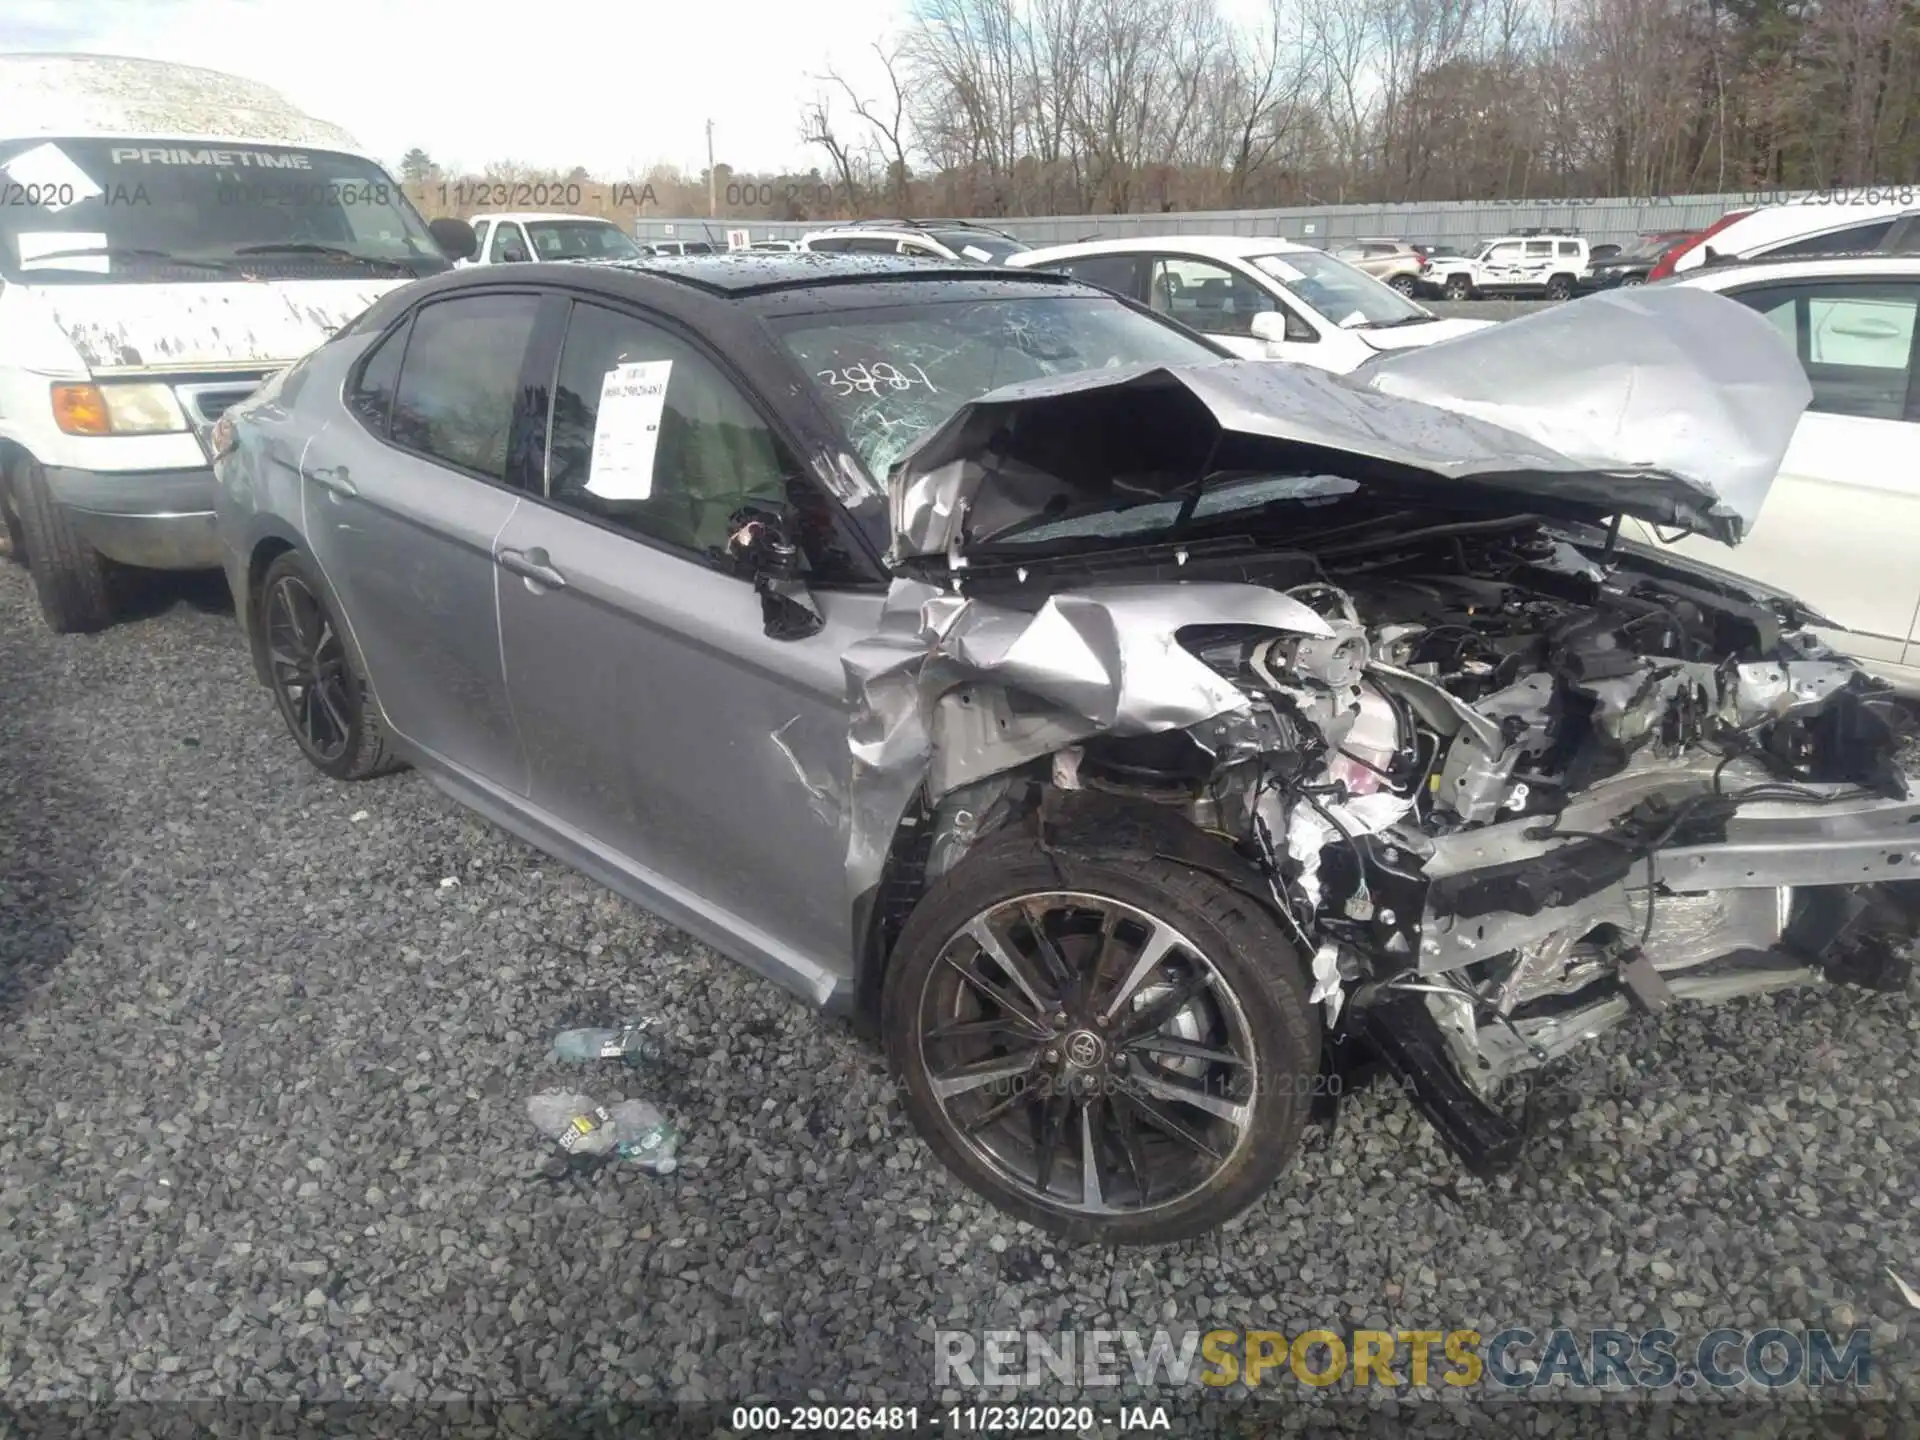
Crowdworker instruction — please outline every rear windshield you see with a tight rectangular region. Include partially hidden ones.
[0,138,449,283]
[770,293,1222,479]
[930,232,1029,263]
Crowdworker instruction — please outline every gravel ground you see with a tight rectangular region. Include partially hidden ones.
[3,558,1919,1431]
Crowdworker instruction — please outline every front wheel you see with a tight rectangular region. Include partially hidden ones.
[8,454,114,633]
[883,827,1318,1245]
[1443,275,1474,301]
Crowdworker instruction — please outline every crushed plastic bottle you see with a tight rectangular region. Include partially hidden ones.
[526,1091,679,1174]
[550,1020,666,1066]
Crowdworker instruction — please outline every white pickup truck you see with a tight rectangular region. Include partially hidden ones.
[460,212,645,266]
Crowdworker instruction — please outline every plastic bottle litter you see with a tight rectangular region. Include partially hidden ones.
[550,1020,666,1066]
[526,1091,679,1174]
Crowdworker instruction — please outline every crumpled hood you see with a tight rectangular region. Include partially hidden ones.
[1355,316,1495,351]
[887,286,1809,561]
[30,279,404,372]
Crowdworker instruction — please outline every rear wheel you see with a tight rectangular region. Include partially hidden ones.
[1545,273,1575,300]
[883,827,1318,1245]
[1619,274,1646,287]
[1389,274,1418,296]
[7,453,114,633]
[259,549,403,781]
[1444,275,1474,301]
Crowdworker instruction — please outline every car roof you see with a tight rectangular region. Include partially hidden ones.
[803,227,939,242]
[474,212,627,225]
[1695,201,1920,256]
[1007,234,1316,265]
[1666,253,1920,289]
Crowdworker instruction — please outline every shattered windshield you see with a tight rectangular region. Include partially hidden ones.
[1248,250,1430,328]
[770,294,1221,480]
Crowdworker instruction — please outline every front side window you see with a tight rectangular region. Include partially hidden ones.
[489,223,531,264]
[389,294,541,478]
[1248,249,1429,328]
[0,137,446,284]
[1734,281,1919,420]
[772,292,1223,479]
[524,220,642,261]
[1147,255,1273,337]
[546,302,793,558]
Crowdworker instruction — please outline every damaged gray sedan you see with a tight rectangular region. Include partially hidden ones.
[214,255,1920,1245]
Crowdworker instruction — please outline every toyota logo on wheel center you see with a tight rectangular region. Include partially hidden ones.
[1063,1030,1105,1068]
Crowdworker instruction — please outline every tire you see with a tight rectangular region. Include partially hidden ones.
[1619,274,1646,287]
[1443,275,1474,301]
[1389,274,1417,296]
[1545,273,1575,300]
[8,453,115,633]
[257,549,403,781]
[883,825,1318,1245]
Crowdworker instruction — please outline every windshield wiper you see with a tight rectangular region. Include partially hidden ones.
[17,245,243,273]
[1363,314,1439,330]
[231,243,416,273]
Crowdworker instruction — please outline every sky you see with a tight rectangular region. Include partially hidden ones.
[0,0,915,177]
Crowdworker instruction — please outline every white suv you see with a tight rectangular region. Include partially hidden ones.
[1433,232,1592,300]
[1630,255,1920,689]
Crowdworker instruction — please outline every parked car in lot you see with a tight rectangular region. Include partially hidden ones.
[1654,200,1920,281]
[0,53,457,634]
[460,212,645,266]
[1006,235,1491,371]
[1584,230,1700,289]
[801,219,1031,264]
[1429,229,1593,300]
[1330,238,1429,295]
[647,239,717,256]
[214,250,1920,1243]
[1631,254,1920,689]
[752,239,804,252]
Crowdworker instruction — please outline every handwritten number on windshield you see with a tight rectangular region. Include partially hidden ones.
[816,361,938,398]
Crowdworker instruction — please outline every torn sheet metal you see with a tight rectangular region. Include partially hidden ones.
[886,287,1809,560]
[840,578,1333,905]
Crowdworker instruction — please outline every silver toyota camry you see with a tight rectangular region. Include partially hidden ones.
[213,247,1920,1245]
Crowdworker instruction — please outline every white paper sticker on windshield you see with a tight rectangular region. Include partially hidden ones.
[585,361,672,500]
[1339,309,1368,328]
[16,231,109,272]
[1258,257,1303,282]
[960,244,993,263]
[2,143,104,212]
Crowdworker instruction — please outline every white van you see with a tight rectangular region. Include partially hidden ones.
[0,54,462,633]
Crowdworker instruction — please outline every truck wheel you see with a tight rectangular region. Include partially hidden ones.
[8,454,114,634]
[1545,273,1575,300]
[1444,275,1474,301]
[883,825,1318,1245]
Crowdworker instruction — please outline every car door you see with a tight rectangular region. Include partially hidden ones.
[1477,240,1524,288]
[1639,276,1920,675]
[1146,253,1288,359]
[304,289,543,791]
[490,295,880,995]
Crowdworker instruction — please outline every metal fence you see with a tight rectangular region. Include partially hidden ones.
[632,188,1817,250]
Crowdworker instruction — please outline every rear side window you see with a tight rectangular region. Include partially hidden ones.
[346,322,406,433]
[1764,219,1895,258]
[1052,254,1142,296]
[1524,240,1553,257]
[390,294,541,479]
[1557,241,1580,256]
[1732,280,1919,420]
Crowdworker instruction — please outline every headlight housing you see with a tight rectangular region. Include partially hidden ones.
[50,382,189,436]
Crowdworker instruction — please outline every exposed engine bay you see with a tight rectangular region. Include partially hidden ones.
[882,519,1920,1172]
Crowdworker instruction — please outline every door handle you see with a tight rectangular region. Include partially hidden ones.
[309,464,356,497]
[498,546,568,589]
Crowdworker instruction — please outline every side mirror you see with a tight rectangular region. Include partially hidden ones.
[724,505,824,640]
[428,217,477,262]
[1250,309,1316,346]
